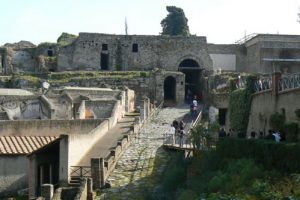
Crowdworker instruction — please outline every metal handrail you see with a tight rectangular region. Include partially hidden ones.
[278,73,300,92]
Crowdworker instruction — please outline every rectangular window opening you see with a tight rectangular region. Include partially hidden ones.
[132,43,138,52]
[102,44,108,51]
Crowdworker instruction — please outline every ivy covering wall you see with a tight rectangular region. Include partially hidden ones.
[115,40,123,71]
[229,75,256,137]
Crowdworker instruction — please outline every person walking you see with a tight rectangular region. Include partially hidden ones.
[179,127,185,147]
[169,124,176,145]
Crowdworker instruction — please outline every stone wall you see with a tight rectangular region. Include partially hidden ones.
[85,100,115,118]
[0,119,104,136]
[153,70,185,104]
[57,33,213,72]
[62,100,124,180]
[0,156,28,197]
[207,44,246,72]
[11,49,37,73]
[0,95,48,120]
[67,120,110,171]
[247,88,300,135]
[245,43,261,73]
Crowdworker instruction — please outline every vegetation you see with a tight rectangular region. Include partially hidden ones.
[160,6,190,36]
[158,137,300,200]
[44,56,57,63]
[295,109,300,119]
[217,138,300,173]
[115,40,123,71]
[37,42,56,49]
[57,32,78,46]
[284,122,299,142]
[269,112,286,130]
[229,75,257,137]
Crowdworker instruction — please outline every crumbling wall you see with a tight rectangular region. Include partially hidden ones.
[57,33,213,72]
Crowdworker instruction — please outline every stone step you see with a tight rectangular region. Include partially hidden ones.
[69,177,81,186]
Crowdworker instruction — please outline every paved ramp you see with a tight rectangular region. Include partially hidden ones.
[100,105,191,199]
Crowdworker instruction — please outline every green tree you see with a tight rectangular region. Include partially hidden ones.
[160,6,190,36]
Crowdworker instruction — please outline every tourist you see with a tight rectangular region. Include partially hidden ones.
[218,128,226,138]
[272,131,281,142]
[179,127,185,147]
[172,120,179,130]
[169,124,175,145]
[192,97,198,108]
[179,120,185,130]
[227,128,233,137]
[249,131,256,139]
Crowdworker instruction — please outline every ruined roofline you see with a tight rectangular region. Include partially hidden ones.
[244,33,300,47]
[78,32,207,40]
[207,43,242,47]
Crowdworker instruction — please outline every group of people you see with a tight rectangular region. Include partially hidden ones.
[218,128,234,138]
[248,129,285,142]
[168,119,185,147]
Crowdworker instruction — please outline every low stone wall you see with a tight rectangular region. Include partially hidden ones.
[0,119,104,136]
[74,178,93,200]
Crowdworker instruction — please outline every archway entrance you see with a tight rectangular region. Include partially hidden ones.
[178,59,202,102]
[164,76,176,102]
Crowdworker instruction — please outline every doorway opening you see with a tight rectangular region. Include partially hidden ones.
[164,76,176,102]
[218,108,227,126]
[101,53,109,70]
[178,59,202,102]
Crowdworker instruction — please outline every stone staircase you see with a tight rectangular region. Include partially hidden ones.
[69,177,82,187]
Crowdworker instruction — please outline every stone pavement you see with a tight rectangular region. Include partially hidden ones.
[78,116,135,166]
[99,105,190,200]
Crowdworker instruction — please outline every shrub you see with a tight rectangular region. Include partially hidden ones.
[295,109,300,119]
[270,112,285,130]
[216,138,300,173]
[251,180,283,200]
[177,189,198,200]
[284,122,299,142]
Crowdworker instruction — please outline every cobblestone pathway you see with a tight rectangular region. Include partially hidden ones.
[100,105,190,200]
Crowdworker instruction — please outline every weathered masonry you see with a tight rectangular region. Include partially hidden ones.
[57,33,213,72]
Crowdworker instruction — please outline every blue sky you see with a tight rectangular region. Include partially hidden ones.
[1,0,299,45]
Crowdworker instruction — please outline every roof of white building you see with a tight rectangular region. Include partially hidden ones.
[0,136,59,155]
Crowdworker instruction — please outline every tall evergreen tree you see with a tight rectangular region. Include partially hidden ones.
[161,6,190,36]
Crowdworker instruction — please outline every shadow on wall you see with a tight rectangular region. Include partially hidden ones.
[0,173,27,198]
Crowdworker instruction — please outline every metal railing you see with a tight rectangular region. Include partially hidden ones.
[255,77,272,92]
[278,73,300,92]
[163,109,203,149]
[70,166,91,178]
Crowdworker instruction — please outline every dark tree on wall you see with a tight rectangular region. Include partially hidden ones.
[161,6,190,36]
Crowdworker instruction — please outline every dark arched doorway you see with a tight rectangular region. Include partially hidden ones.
[178,59,202,102]
[164,76,176,101]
